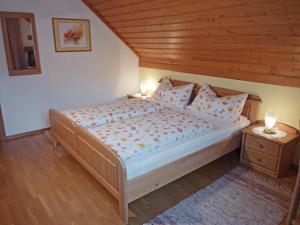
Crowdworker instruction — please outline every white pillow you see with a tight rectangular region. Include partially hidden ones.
[160,84,194,108]
[188,84,248,123]
[190,83,217,107]
[153,77,173,100]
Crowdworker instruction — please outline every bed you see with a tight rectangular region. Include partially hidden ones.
[49,79,261,224]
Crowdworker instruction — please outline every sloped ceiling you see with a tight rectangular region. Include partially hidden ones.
[82,0,300,87]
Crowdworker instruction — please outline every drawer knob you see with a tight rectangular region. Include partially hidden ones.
[258,143,264,148]
[257,158,262,162]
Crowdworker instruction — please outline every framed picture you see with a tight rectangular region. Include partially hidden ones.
[52,18,91,52]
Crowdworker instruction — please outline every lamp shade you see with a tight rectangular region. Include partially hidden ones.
[140,81,158,95]
[264,109,276,130]
[140,82,147,94]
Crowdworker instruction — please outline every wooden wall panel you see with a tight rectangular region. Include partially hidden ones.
[83,0,300,87]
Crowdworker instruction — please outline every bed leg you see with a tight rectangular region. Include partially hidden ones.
[118,170,128,224]
[52,135,59,150]
[119,201,128,224]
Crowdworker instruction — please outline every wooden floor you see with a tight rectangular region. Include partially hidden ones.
[0,132,296,225]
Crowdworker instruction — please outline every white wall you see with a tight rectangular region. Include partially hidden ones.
[0,0,139,136]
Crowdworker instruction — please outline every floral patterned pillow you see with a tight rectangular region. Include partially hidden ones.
[188,85,248,123]
[160,84,194,108]
[190,83,217,107]
[153,77,173,100]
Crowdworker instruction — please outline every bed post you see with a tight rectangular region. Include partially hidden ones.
[117,161,128,224]
[49,109,58,150]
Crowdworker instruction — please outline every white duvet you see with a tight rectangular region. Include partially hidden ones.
[62,98,162,127]
[88,109,214,162]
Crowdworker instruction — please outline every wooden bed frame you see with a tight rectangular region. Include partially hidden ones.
[49,79,261,224]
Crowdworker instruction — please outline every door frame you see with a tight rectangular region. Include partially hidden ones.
[0,105,6,141]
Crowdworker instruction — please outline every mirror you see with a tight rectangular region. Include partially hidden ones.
[0,12,41,76]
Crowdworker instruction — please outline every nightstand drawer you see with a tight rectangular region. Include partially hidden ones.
[243,146,278,172]
[245,135,280,157]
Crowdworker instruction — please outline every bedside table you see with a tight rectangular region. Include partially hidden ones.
[240,122,299,177]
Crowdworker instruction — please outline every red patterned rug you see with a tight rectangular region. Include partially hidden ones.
[144,167,292,225]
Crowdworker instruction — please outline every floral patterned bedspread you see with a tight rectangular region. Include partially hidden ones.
[62,98,162,127]
[88,110,214,161]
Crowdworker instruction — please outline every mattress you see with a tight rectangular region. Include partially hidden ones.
[88,109,214,162]
[62,98,162,128]
[125,115,250,180]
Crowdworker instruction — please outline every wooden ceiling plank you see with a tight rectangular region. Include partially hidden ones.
[137,48,299,60]
[103,0,248,22]
[116,15,293,33]
[138,52,300,68]
[126,36,300,45]
[140,61,299,87]
[120,25,295,38]
[137,49,299,60]
[285,0,300,14]
[110,2,285,27]
[116,13,300,30]
[91,0,148,10]
[85,0,106,4]
[95,0,188,17]
[130,43,295,54]
[97,0,196,18]
[138,51,300,63]
[140,58,300,81]
[103,0,281,22]
[140,61,300,87]
[140,56,300,78]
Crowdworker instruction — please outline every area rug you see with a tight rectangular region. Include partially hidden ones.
[144,167,292,225]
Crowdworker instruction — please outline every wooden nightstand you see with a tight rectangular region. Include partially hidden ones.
[240,122,299,177]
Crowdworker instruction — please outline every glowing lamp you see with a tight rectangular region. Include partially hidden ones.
[264,109,277,134]
[139,81,158,96]
[140,82,148,95]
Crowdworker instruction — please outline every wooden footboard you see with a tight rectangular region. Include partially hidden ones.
[75,125,128,224]
[49,109,128,224]
[49,109,78,155]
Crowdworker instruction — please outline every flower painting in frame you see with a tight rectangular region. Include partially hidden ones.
[52,18,91,52]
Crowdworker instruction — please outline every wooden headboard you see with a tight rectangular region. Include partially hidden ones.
[163,79,262,123]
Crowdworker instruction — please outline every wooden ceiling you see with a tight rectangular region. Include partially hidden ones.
[83,0,300,88]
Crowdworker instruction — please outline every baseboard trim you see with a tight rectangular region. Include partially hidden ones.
[3,127,50,141]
